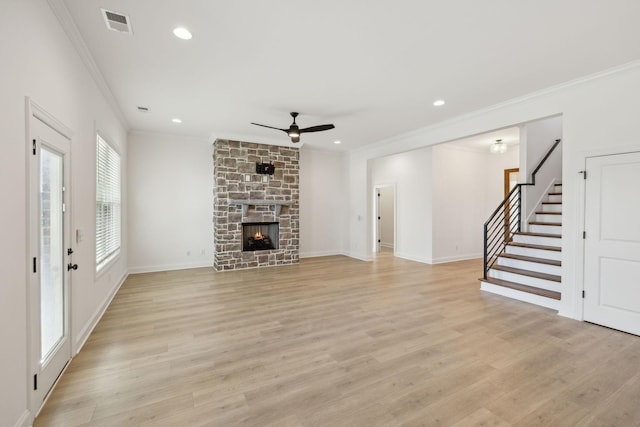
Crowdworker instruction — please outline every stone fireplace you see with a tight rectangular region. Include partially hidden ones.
[213,139,299,271]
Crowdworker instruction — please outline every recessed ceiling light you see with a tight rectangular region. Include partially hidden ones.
[334,140,341,144]
[172,118,182,124]
[433,99,445,107]
[173,27,192,40]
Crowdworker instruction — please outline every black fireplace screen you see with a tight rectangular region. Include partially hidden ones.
[242,222,279,251]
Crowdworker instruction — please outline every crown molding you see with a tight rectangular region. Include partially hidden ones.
[46,0,129,130]
[357,60,640,156]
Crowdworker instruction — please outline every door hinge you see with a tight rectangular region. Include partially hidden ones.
[32,139,36,155]
[377,193,380,197]
[378,239,381,243]
[34,374,38,390]
[378,216,381,220]
[33,257,37,273]
[582,290,585,299]
[583,231,586,239]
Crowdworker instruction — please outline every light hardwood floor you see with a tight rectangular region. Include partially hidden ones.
[35,254,640,426]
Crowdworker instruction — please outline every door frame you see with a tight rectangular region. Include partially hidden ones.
[26,97,74,415]
[573,143,640,321]
[373,183,397,254]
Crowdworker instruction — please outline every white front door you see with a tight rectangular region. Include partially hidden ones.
[29,112,73,411]
[584,151,640,336]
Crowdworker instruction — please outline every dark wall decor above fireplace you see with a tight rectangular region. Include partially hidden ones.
[213,139,299,271]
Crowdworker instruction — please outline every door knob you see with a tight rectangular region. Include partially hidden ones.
[67,263,78,271]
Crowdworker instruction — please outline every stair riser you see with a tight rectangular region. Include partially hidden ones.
[541,204,562,213]
[535,213,562,223]
[529,224,562,234]
[480,282,560,310]
[489,270,561,292]
[513,234,561,247]
[548,194,562,203]
[497,258,561,276]
[506,245,562,261]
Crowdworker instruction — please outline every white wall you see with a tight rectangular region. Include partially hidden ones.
[0,1,128,426]
[370,149,433,263]
[299,147,348,257]
[484,144,521,218]
[348,61,640,321]
[432,145,488,262]
[520,116,563,220]
[127,132,213,272]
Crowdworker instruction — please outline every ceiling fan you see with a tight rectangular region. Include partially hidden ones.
[251,112,335,143]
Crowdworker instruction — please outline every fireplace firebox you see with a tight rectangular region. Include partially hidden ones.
[242,222,279,251]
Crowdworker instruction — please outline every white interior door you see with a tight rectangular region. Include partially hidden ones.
[29,112,73,411]
[584,151,640,336]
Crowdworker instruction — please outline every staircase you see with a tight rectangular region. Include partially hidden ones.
[481,183,562,310]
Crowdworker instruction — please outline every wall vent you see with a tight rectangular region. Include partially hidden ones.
[101,9,133,34]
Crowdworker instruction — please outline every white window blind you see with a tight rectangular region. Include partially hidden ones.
[96,134,121,269]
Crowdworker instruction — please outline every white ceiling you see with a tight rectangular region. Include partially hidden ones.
[59,0,640,150]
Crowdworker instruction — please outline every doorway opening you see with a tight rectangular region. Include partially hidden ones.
[27,99,73,415]
[374,184,396,255]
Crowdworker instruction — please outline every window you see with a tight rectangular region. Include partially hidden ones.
[96,134,121,271]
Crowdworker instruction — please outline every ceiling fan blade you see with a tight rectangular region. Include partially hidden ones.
[298,124,335,133]
[251,122,289,133]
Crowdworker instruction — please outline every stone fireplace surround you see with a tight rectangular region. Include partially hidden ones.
[213,139,299,271]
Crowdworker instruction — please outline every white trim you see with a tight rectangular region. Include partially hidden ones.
[524,179,561,229]
[45,0,128,129]
[13,410,30,427]
[354,60,640,155]
[127,261,213,275]
[394,252,433,264]
[74,271,127,355]
[480,281,560,311]
[25,97,74,417]
[299,250,347,259]
[565,144,640,321]
[343,252,374,262]
[431,253,483,264]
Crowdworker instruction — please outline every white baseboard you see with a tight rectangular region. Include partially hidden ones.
[431,253,482,264]
[14,410,31,427]
[343,251,373,262]
[128,261,213,274]
[394,252,433,264]
[74,271,127,355]
[299,250,346,258]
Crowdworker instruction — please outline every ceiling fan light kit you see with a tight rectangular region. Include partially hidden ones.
[251,112,335,143]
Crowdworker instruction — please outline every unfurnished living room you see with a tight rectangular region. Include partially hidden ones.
[2,1,640,426]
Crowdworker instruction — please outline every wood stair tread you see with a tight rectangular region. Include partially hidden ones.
[529,221,562,226]
[508,242,562,252]
[542,202,562,205]
[498,253,561,266]
[535,211,562,215]
[481,277,561,300]
[548,192,562,196]
[516,231,561,238]
[491,265,561,282]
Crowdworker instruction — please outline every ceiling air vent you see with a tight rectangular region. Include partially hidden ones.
[101,9,133,34]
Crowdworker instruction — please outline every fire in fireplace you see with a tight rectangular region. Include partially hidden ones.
[242,222,279,251]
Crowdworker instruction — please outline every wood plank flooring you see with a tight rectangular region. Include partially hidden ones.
[34,254,640,426]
